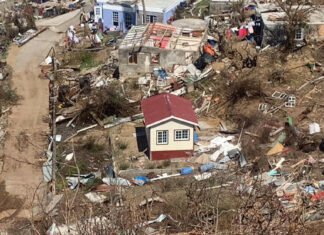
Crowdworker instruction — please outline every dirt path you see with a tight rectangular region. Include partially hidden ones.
[0,30,61,219]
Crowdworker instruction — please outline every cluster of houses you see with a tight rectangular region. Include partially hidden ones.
[94,0,324,46]
[94,0,187,32]
[93,0,324,161]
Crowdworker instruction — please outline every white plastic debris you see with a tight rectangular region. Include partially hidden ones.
[46,223,57,235]
[55,135,62,142]
[309,123,320,134]
[138,214,166,227]
[66,174,95,189]
[102,177,131,186]
[85,192,107,203]
[66,177,78,189]
[187,63,201,77]
[45,56,53,65]
[210,135,234,147]
[138,76,149,85]
[55,115,66,123]
[65,153,74,161]
[194,172,216,181]
[95,80,105,87]
[42,158,52,182]
[210,142,238,162]
[173,65,187,76]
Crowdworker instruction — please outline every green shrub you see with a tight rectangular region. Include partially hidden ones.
[162,160,171,168]
[83,137,104,153]
[119,162,129,170]
[0,86,19,104]
[116,141,127,150]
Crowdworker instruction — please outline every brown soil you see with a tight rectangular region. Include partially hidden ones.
[0,30,61,222]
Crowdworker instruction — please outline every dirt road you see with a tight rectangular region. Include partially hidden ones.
[0,30,61,220]
[0,4,92,226]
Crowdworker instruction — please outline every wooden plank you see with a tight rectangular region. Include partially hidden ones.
[90,111,104,127]
[18,27,48,47]
[173,28,183,49]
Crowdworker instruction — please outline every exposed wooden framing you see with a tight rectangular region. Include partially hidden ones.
[173,28,183,49]
[142,22,156,45]
[159,28,168,45]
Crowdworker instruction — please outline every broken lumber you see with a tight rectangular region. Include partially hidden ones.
[290,159,306,169]
[244,131,259,137]
[18,27,48,47]
[64,124,98,142]
[90,111,104,127]
[297,76,324,91]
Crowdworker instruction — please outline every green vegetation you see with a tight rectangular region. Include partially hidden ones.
[83,137,105,153]
[116,141,128,150]
[0,85,19,105]
[119,162,129,170]
[162,160,171,167]
[55,177,68,191]
[71,51,103,69]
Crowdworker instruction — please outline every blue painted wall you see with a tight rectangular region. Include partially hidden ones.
[102,8,135,33]
[162,1,185,23]
[97,1,184,32]
[162,7,176,23]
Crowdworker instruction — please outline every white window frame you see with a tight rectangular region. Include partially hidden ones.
[145,15,157,23]
[295,28,304,40]
[174,129,190,141]
[95,7,101,16]
[145,15,150,23]
[157,130,168,145]
[113,12,119,26]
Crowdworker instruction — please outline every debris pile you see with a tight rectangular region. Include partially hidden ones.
[17,1,324,234]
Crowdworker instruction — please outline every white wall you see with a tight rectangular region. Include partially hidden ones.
[149,119,194,151]
[94,5,103,22]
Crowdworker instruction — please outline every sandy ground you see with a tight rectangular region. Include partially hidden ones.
[0,30,61,219]
[36,9,81,28]
[0,2,92,224]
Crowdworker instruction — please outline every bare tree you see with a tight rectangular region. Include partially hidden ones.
[275,0,316,50]
[231,0,246,25]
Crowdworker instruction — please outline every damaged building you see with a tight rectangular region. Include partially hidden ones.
[209,0,239,14]
[258,5,324,45]
[118,22,207,76]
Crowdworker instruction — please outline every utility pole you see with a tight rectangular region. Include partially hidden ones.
[141,0,146,24]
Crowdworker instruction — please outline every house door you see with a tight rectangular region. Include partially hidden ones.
[125,13,132,29]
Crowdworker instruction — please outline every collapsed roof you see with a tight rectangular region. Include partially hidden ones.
[119,22,206,52]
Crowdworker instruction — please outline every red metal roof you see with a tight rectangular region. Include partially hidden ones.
[141,93,198,127]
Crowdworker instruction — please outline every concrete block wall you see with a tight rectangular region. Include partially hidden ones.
[119,47,200,76]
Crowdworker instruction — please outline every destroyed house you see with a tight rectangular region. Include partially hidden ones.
[141,93,198,160]
[118,22,207,76]
[209,0,240,14]
[259,6,324,45]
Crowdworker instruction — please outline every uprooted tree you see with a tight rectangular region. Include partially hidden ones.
[274,0,317,50]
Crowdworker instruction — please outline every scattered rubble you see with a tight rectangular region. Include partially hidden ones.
[1,0,324,234]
